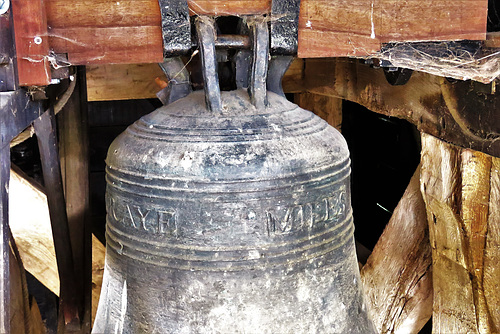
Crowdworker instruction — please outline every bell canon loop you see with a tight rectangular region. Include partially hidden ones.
[93,15,376,334]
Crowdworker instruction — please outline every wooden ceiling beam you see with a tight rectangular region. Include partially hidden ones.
[41,0,488,65]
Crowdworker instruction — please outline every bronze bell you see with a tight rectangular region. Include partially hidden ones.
[93,16,375,334]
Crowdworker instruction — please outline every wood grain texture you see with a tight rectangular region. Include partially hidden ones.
[86,63,167,101]
[361,166,432,334]
[281,58,304,94]
[378,1,486,43]
[420,133,500,333]
[484,157,500,331]
[304,58,500,158]
[297,0,487,57]
[85,58,303,101]
[92,235,105,327]
[11,0,51,85]
[10,166,107,329]
[9,244,46,334]
[295,92,342,131]
[41,0,487,67]
[485,32,500,48]
[49,26,164,65]
[298,0,381,57]
[58,70,92,332]
[9,168,59,296]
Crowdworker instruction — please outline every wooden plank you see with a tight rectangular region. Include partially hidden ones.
[484,32,500,48]
[42,0,487,66]
[378,1,486,43]
[461,149,493,333]
[92,235,105,327]
[33,109,80,328]
[304,58,500,158]
[10,165,107,329]
[298,0,487,57]
[85,58,303,101]
[58,68,92,332]
[281,58,304,94]
[187,0,270,15]
[46,0,269,28]
[298,0,382,57]
[9,168,59,296]
[49,26,164,65]
[46,0,162,28]
[295,92,342,131]
[484,157,500,330]
[86,63,167,101]
[360,166,432,334]
[420,133,500,333]
[11,0,51,86]
[0,145,10,334]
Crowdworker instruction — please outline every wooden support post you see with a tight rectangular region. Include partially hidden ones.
[33,108,80,330]
[58,67,91,331]
[9,167,59,296]
[420,133,500,333]
[10,232,46,334]
[361,166,432,333]
[295,92,342,131]
[0,144,11,334]
[304,58,500,158]
[10,164,106,328]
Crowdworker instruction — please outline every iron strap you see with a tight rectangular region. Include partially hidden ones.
[270,0,301,55]
[158,0,191,58]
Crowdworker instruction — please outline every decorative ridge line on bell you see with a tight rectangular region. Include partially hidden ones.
[93,13,376,334]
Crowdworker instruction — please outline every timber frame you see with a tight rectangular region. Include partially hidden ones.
[1,0,500,333]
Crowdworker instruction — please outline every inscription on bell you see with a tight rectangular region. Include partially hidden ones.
[107,197,177,236]
[266,186,347,236]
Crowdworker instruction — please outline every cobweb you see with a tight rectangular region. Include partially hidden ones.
[372,41,500,83]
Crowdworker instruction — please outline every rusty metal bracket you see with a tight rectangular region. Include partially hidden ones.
[157,0,191,58]
[383,67,414,86]
[157,57,192,105]
[270,0,301,55]
[197,17,222,112]
[248,17,269,108]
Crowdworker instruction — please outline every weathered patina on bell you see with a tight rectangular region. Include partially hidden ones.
[93,16,375,334]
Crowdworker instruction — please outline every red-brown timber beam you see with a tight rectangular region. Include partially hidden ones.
[8,0,488,85]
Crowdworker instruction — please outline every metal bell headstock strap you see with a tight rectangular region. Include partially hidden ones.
[155,0,301,108]
[197,16,269,112]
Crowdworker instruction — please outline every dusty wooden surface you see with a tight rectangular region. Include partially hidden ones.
[361,166,432,334]
[38,0,488,69]
[420,133,500,333]
[304,58,500,158]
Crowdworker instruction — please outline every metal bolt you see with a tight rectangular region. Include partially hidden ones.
[0,0,10,15]
[0,54,9,66]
